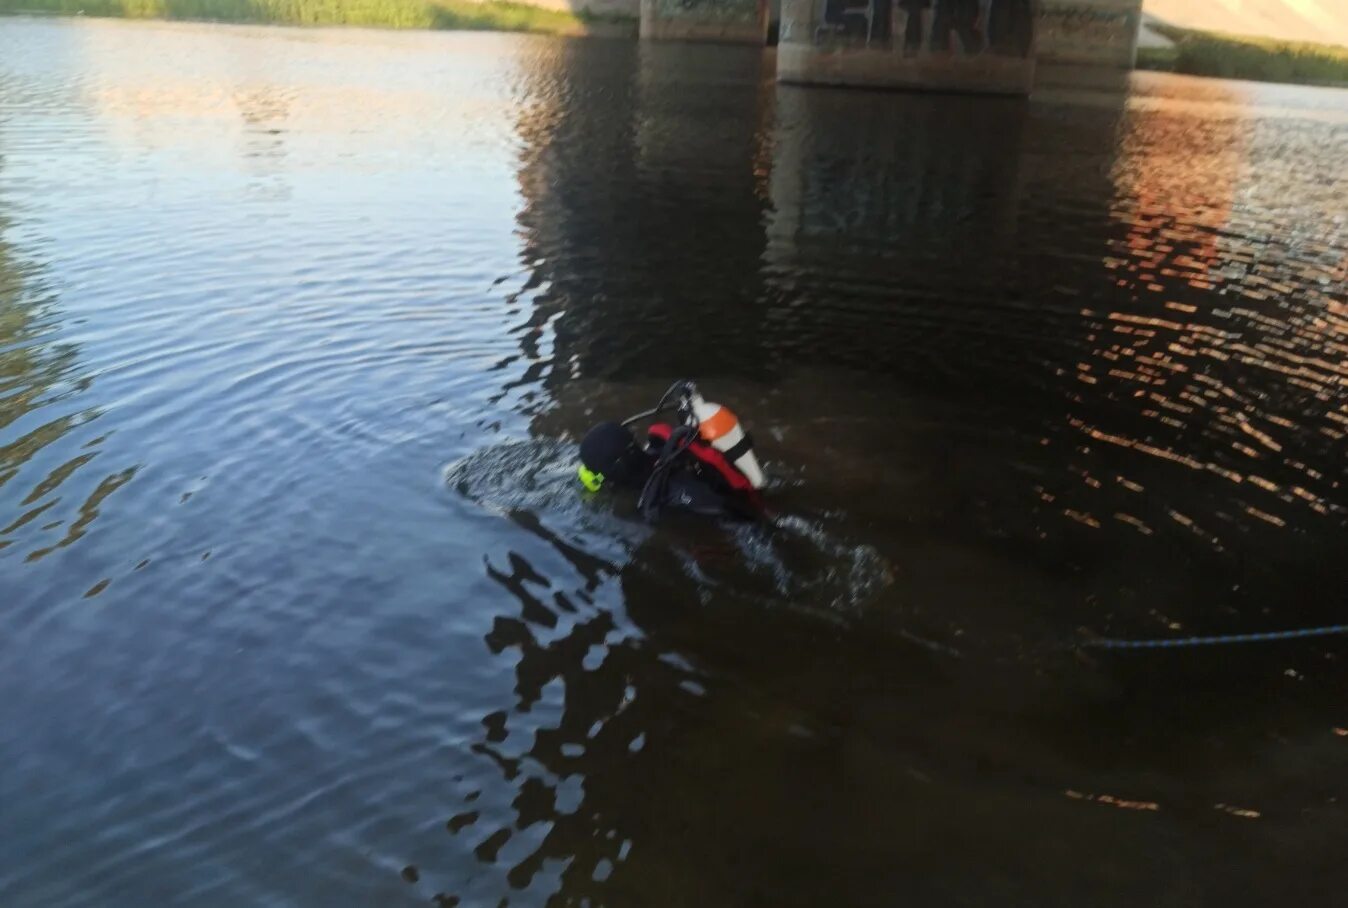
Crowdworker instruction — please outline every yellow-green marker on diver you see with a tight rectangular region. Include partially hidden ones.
[578,464,604,492]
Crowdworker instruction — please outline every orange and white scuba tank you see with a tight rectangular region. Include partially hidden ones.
[685,387,766,490]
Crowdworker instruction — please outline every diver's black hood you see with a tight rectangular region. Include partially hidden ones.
[579,422,649,487]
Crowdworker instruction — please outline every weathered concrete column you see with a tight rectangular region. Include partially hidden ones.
[640,0,770,44]
[1036,0,1141,69]
[777,0,1038,95]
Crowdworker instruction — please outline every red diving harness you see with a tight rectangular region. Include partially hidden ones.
[647,423,756,495]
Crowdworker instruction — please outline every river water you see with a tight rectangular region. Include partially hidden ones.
[2,16,1346,907]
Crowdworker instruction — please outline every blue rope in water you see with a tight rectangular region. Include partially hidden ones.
[1081,624,1348,650]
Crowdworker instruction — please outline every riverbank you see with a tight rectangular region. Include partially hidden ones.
[0,0,636,35]
[1137,23,1348,87]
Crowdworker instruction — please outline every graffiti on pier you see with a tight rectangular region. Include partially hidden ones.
[811,0,1037,60]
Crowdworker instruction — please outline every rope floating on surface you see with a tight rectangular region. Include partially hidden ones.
[1079,624,1348,650]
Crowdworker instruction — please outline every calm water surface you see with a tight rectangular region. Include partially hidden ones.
[2,17,1347,907]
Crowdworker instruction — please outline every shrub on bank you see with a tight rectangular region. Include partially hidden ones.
[0,0,613,34]
[1141,24,1348,88]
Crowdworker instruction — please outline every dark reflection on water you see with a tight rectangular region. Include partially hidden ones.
[1,17,1347,908]
[0,169,127,576]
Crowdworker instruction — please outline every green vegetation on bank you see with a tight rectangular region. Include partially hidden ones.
[0,0,630,34]
[1138,24,1348,87]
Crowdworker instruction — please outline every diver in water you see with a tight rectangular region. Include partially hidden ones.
[577,382,765,522]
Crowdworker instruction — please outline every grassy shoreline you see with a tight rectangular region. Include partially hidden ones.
[1138,23,1348,88]
[0,0,637,35]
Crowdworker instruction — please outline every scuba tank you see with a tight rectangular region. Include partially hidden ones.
[684,386,766,490]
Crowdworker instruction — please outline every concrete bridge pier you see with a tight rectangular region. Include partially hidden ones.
[637,0,1144,95]
[639,0,771,44]
[1034,0,1144,88]
[1036,0,1143,69]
